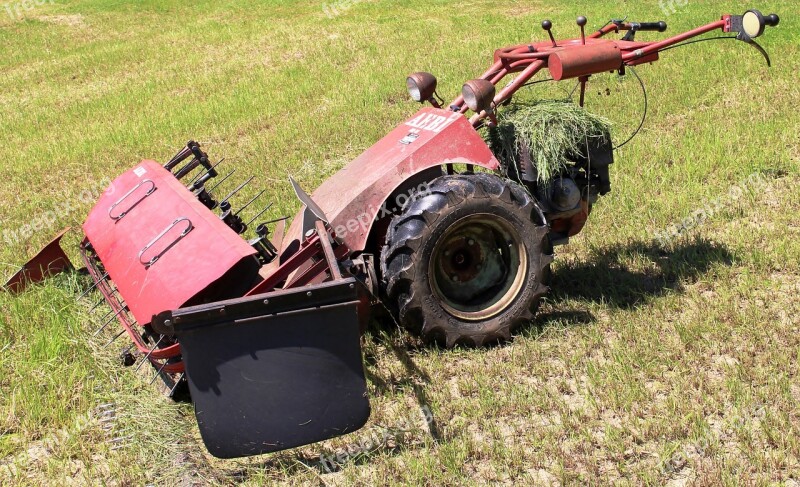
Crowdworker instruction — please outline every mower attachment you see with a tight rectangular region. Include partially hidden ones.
[152,277,369,458]
[3,228,73,293]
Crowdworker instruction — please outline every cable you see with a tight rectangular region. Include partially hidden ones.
[521,77,555,88]
[656,35,738,54]
[612,65,647,151]
[611,36,739,150]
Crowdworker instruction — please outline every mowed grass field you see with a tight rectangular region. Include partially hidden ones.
[1,0,799,485]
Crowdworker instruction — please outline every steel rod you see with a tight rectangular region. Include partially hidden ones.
[104,328,126,348]
[78,271,109,299]
[221,176,254,204]
[244,203,274,226]
[93,306,127,336]
[235,189,266,216]
[208,169,236,193]
[135,335,164,372]
[190,157,225,185]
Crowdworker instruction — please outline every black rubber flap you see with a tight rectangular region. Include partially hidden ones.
[171,278,370,458]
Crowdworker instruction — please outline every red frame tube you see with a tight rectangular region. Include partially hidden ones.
[446,17,732,126]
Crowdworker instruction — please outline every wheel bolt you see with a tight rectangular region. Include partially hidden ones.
[468,239,475,246]
[451,275,459,282]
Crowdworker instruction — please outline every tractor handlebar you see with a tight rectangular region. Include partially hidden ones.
[442,9,780,126]
[630,21,668,32]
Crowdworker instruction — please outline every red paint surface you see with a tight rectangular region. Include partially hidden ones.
[283,108,500,253]
[83,161,257,325]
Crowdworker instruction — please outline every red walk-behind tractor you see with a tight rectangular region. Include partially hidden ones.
[5,10,779,458]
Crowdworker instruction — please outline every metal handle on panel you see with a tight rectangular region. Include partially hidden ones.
[138,218,194,268]
[109,179,157,221]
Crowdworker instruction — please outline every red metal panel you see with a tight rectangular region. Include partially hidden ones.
[82,161,258,325]
[283,108,499,253]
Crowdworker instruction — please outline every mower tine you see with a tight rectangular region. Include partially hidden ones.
[149,361,168,385]
[135,335,164,372]
[262,215,290,226]
[190,157,225,185]
[244,203,274,227]
[110,436,133,450]
[221,176,254,204]
[164,141,195,171]
[96,306,115,324]
[78,271,109,299]
[517,141,537,183]
[93,307,127,336]
[88,296,106,313]
[169,373,186,396]
[208,169,236,193]
[104,328,127,348]
[235,189,266,216]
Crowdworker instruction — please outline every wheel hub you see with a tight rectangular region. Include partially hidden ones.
[429,214,528,321]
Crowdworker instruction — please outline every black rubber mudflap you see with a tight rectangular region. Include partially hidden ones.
[157,278,370,458]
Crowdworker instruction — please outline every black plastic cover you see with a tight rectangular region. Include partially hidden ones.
[161,278,370,458]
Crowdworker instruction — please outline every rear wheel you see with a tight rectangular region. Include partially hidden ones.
[381,173,552,347]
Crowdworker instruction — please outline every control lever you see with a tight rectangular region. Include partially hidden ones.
[542,20,557,48]
[577,16,587,45]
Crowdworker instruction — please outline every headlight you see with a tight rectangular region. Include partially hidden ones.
[406,72,437,103]
[742,10,780,39]
[461,79,496,113]
[743,10,765,38]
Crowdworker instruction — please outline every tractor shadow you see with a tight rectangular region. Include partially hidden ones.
[219,237,734,481]
[536,236,734,325]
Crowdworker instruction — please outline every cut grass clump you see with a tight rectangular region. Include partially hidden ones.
[485,101,612,183]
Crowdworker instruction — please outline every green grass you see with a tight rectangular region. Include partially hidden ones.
[1,0,798,484]
[485,101,612,183]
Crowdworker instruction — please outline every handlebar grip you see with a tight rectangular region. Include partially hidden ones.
[765,14,780,27]
[634,21,668,32]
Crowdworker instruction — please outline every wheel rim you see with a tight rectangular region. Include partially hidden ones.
[428,213,528,321]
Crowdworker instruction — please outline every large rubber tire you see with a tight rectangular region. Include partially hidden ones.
[381,173,552,347]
